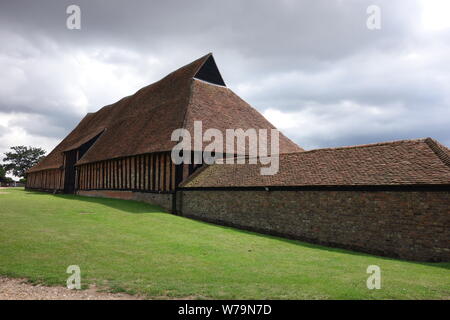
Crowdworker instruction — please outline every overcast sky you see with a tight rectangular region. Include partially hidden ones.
[1,0,449,171]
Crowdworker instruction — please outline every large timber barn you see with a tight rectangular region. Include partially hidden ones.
[26,53,450,262]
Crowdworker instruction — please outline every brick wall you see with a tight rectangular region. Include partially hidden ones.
[177,189,450,262]
[78,190,173,212]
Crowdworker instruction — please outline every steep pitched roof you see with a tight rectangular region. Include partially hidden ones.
[28,53,302,173]
[183,78,299,154]
[181,138,450,187]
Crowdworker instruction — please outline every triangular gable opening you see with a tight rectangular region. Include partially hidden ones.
[194,54,226,86]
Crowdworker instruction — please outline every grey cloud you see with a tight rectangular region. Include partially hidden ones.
[0,1,422,60]
[0,0,449,154]
[0,124,6,136]
[7,112,77,139]
[291,122,450,151]
[278,102,450,150]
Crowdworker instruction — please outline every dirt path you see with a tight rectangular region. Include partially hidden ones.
[0,187,10,194]
[0,277,143,300]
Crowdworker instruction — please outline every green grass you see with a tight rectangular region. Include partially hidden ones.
[0,188,449,299]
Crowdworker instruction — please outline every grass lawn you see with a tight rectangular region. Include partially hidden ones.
[0,188,449,299]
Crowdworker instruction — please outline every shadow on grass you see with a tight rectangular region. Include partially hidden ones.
[22,189,164,214]
[20,189,450,271]
[181,213,450,271]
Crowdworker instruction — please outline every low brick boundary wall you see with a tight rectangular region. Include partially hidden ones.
[25,187,63,194]
[176,189,450,262]
[77,190,173,212]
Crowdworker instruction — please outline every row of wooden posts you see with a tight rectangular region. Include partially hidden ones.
[27,169,63,190]
[77,152,176,192]
[27,152,183,192]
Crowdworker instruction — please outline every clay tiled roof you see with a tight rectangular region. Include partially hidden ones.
[181,138,450,187]
[28,53,302,173]
[183,78,299,154]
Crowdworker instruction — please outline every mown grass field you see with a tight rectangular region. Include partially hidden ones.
[0,188,449,299]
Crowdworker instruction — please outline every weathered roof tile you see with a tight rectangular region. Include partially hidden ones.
[182,138,450,187]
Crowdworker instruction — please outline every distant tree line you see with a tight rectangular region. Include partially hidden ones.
[0,146,46,183]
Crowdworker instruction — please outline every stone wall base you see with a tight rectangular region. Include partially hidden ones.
[176,190,450,262]
[25,187,63,194]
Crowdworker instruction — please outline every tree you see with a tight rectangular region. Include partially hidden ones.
[0,164,6,182]
[2,146,46,178]
[0,165,13,184]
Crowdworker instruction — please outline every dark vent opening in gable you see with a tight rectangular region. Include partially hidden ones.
[194,55,226,86]
[78,131,104,160]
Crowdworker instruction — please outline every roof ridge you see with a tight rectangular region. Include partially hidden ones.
[424,138,450,168]
[228,137,450,165]
[157,53,211,81]
[222,86,304,151]
[180,54,212,130]
[86,54,213,131]
[191,52,213,76]
[181,78,196,131]
[102,53,211,110]
[302,138,428,154]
